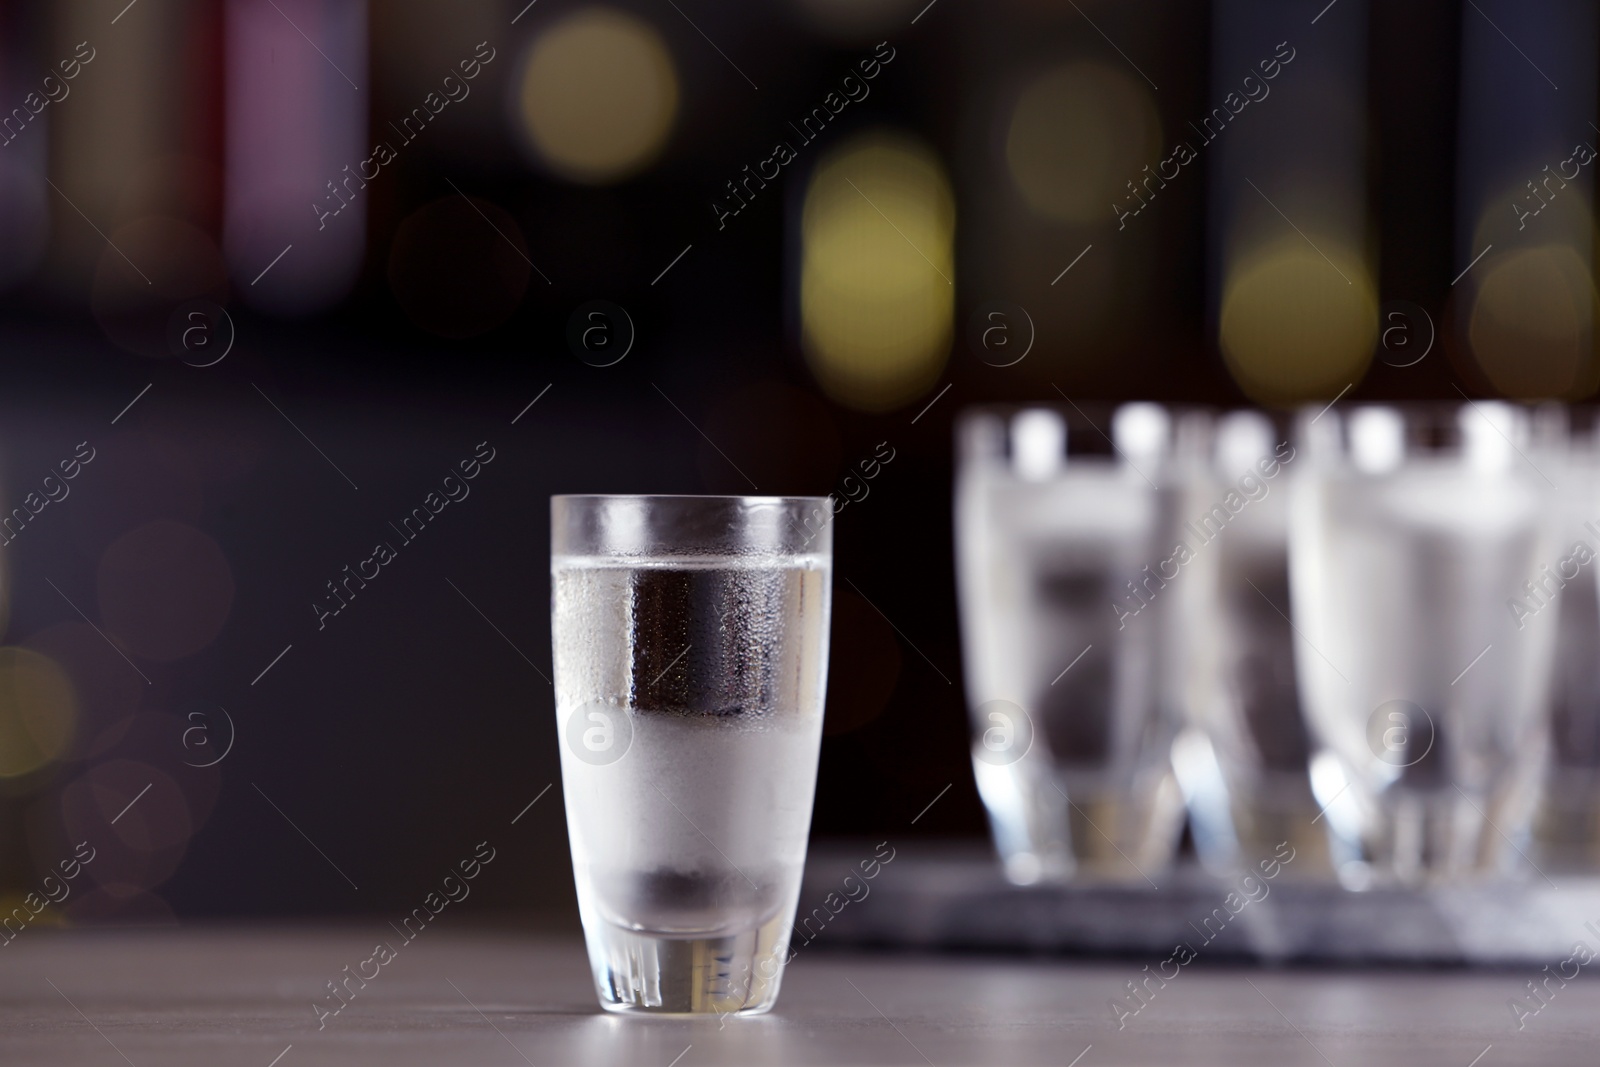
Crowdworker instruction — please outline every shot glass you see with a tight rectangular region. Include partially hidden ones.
[551,495,832,1015]
[953,405,1193,885]
[1289,403,1559,887]
[1176,410,1329,877]
[1531,406,1600,871]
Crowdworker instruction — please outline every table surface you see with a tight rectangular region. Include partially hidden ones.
[4,926,1597,1066]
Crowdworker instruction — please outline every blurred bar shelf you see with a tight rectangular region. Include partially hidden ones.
[801,842,1600,966]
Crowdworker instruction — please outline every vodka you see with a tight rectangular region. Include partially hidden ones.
[552,554,829,1013]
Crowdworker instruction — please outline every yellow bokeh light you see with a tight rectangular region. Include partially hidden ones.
[517,8,679,184]
[1219,241,1377,405]
[1005,62,1161,225]
[1468,245,1596,399]
[0,647,77,779]
[801,131,955,412]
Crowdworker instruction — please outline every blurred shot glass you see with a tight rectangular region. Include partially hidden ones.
[1175,410,1330,878]
[551,495,832,1015]
[1289,403,1559,888]
[954,404,1192,885]
[1531,406,1600,871]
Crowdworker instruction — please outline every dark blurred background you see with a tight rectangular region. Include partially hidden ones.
[0,0,1589,921]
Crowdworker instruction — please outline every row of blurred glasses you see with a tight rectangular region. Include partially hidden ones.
[954,400,1600,890]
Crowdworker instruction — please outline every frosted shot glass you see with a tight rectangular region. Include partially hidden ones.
[551,495,832,1015]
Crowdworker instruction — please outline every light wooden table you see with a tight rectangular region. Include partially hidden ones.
[3,927,1593,1065]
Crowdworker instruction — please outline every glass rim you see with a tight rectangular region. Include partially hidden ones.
[551,493,832,506]
[551,494,833,558]
[956,403,1213,474]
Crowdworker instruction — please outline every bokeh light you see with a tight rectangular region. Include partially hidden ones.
[1219,240,1377,405]
[0,892,68,931]
[1467,245,1598,399]
[1005,62,1161,225]
[0,648,77,780]
[516,8,679,184]
[24,624,143,762]
[97,521,235,662]
[387,195,532,338]
[95,710,223,832]
[59,759,192,895]
[800,131,955,412]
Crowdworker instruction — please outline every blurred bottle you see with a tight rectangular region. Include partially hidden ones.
[0,0,51,292]
[224,0,367,315]
[48,0,223,286]
[42,0,227,355]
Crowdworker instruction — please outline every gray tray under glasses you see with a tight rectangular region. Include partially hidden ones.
[798,841,1600,966]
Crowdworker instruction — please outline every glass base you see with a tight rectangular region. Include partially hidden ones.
[1186,771,1333,880]
[1534,773,1600,872]
[585,914,791,1015]
[1320,783,1537,888]
[973,757,1186,886]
